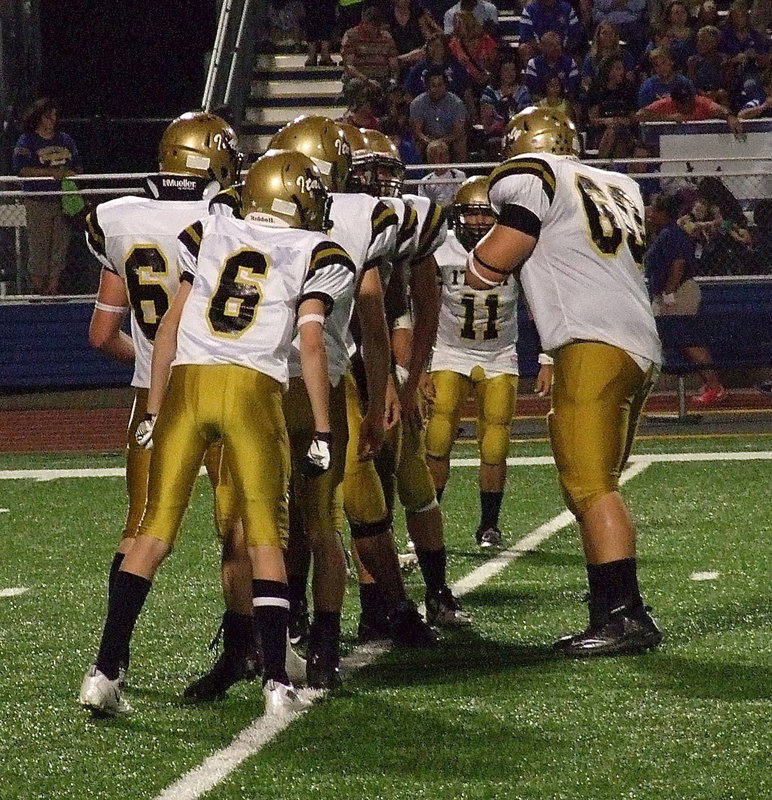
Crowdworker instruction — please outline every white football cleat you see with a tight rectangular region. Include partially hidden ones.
[262,680,312,716]
[285,635,307,686]
[79,665,133,716]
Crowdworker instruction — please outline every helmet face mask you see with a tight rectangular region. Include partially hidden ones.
[158,111,241,188]
[361,129,404,197]
[451,175,494,251]
[241,149,331,232]
[502,106,581,159]
[269,115,352,192]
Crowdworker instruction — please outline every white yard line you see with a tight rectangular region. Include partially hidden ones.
[0,587,30,598]
[1,451,771,482]
[151,459,652,800]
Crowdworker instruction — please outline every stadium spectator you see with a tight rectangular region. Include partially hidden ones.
[523,30,581,100]
[538,73,577,123]
[448,9,499,89]
[518,0,584,63]
[660,1,697,71]
[443,0,499,36]
[687,25,733,106]
[404,33,473,100]
[338,78,381,129]
[738,69,772,118]
[479,58,532,156]
[636,47,695,107]
[379,83,414,134]
[386,0,442,73]
[586,55,641,157]
[580,21,637,95]
[645,192,728,406]
[381,117,423,165]
[720,0,770,102]
[339,0,365,32]
[696,0,721,28]
[303,0,337,66]
[635,82,745,139]
[409,65,469,160]
[591,0,648,61]
[416,139,466,206]
[12,97,82,295]
[341,4,400,90]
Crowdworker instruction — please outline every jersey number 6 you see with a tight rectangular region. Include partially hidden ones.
[208,249,270,336]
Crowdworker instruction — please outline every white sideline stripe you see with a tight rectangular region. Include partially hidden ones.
[0,587,29,598]
[0,508,8,513]
[153,459,652,800]
[1,451,771,482]
[691,571,720,581]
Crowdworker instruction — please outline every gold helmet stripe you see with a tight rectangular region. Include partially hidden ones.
[489,157,556,205]
[85,208,106,257]
[370,201,398,243]
[416,201,447,260]
[397,205,419,249]
[308,242,356,278]
[179,220,204,259]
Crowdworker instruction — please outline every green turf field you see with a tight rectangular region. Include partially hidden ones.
[0,436,770,800]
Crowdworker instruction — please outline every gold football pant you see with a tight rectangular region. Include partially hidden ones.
[138,364,290,549]
[122,388,220,542]
[425,367,518,467]
[548,342,655,517]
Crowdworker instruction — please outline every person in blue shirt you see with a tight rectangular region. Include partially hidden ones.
[12,97,82,295]
[637,46,696,107]
[645,192,728,406]
[518,0,584,62]
[523,30,581,100]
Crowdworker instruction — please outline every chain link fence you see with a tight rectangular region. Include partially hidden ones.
[1,157,770,296]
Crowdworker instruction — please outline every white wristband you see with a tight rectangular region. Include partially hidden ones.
[538,353,554,366]
[466,250,500,288]
[94,301,129,313]
[297,313,326,327]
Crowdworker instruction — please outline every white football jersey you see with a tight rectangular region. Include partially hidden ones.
[85,180,213,388]
[175,214,355,387]
[403,193,449,264]
[432,230,520,376]
[288,192,398,385]
[488,152,661,368]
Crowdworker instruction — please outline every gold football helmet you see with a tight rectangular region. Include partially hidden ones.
[158,111,241,187]
[360,128,405,197]
[502,106,581,159]
[450,175,495,251]
[241,149,331,231]
[337,123,373,193]
[269,115,352,192]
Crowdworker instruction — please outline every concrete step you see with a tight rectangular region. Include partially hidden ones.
[252,78,342,98]
[244,104,347,125]
[247,94,342,108]
[240,133,275,156]
[256,53,343,72]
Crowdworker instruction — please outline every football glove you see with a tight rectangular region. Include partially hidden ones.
[299,431,332,478]
[135,413,157,449]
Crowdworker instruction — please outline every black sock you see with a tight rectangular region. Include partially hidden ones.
[415,547,447,595]
[480,491,503,530]
[95,571,151,680]
[287,574,307,611]
[435,486,444,503]
[312,610,341,641]
[252,579,289,685]
[107,552,125,597]
[586,558,643,621]
[222,609,255,659]
[359,582,389,622]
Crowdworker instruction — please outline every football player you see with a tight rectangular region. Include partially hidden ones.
[465,106,663,656]
[84,111,243,682]
[79,150,355,716]
[186,115,398,692]
[424,175,553,548]
[347,128,471,631]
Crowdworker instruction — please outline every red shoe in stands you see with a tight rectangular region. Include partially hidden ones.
[692,386,729,406]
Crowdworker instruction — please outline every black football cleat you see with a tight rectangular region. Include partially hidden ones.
[183,650,260,702]
[389,599,439,648]
[306,634,342,690]
[553,604,663,657]
[356,612,392,644]
[288,596,310,648]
